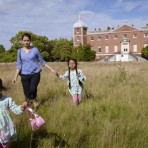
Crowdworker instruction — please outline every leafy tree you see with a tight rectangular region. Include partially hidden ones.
[0,51,17,62]
[142,46,148,60]
[41,51,49,61]
[0,44,5,54]
[0,31,95,62]
[83,45,96,61]
[71,44,96,61]
[10,31,54,61]
[51,38,73,61]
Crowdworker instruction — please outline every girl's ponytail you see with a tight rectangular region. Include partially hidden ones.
[68,67,71,89]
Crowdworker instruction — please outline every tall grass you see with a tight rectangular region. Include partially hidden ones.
[0,62,148,148]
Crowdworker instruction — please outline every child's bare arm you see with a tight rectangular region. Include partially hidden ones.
[20,102,27,111]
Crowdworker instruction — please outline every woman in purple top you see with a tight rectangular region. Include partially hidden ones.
[13,33,55,108]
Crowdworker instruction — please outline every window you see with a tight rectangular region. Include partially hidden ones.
[98,36,101,40]
[144,33,148,38]
[133,45,137,52]
[124,48,128,52]
[90,36,94,41]
[77,36,80,41]
[114,46,118,53]
[91,46,94,50]
[105,36,109,40]
[114,35,118,39]
[76,28,79,33]
[133,34,137,38]
[123,34,127,39]
[105,46,109,53]
[144,44,148,48]
[98,46,101,53]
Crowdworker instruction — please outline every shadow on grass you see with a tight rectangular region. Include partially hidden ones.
[9,129,69,148]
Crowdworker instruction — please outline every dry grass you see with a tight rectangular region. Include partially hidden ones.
[0,61,148,148]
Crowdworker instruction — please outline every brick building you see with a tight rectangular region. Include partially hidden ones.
[73,17,148,61]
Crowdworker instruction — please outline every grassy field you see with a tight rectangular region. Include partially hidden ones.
[0,62,148,148]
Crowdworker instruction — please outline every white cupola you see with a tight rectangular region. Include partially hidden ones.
[73,15,87,28]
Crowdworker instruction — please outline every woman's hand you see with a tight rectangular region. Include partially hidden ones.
[12,77,17,84]
[55,71,59,77]
[13,69,20,84]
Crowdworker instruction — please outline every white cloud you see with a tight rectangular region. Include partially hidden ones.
[0,0,147,50]
[113,0,148,11]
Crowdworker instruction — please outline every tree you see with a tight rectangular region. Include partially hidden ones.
[142,46,148,60]
[10,31,54,61]
[51,38,73,61]
[83,45,96,61]
[71,44,96,61]
[0,45,5,54]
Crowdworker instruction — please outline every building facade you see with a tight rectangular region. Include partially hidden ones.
[73,17,148,61]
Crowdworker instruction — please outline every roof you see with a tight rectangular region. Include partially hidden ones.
[112,24,138,32]
[73,16,87,28]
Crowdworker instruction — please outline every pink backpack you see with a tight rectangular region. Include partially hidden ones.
[27,107,45,131]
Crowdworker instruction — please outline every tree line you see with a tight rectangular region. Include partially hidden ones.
[0,31,96,62]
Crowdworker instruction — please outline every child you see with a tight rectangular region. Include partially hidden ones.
[0,79,27,148]
[56,58,86,105]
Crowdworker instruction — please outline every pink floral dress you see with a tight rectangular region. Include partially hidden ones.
[0,95,23,144]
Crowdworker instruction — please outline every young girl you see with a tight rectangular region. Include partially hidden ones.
[56,59,86,105]
[0,79,27,148]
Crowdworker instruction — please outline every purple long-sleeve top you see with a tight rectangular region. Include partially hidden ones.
[16,47,46,75]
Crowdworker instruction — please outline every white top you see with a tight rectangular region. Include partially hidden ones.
[73,16,87,28]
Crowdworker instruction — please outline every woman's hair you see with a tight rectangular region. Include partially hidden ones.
[21,33,32,41]
[68,58,83,89]
[0,79,7,91]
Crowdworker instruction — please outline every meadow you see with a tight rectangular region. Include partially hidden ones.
[0,61,148,148]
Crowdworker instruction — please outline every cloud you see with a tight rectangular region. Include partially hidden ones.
[0,0,147,50]
[113,0,148,11]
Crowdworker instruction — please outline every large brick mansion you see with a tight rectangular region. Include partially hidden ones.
[73,17,148,61]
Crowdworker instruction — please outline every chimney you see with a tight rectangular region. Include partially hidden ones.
[107,26,110,30]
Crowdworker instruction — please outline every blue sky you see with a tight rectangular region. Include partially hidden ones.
[0,0,148,50]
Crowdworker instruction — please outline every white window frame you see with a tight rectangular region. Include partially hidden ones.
[114,45,118,53]
[105,35,109,40]
[133,44,137,52]
[76,28,79,33]
[133,34,137,38]
[98,36,101,40]
[105,46,109,53]
[114,35,118,39]
[144,33,148,38]
[123,34,127,39]
[144,44,148,48]
[77,36,80,41]
[98,46,101,53]
[91,46,94,50]
[90,36,94,41]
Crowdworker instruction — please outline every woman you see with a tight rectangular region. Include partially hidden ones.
[13,33,54,109]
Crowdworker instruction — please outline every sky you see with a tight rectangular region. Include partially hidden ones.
[0,0,148,50]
